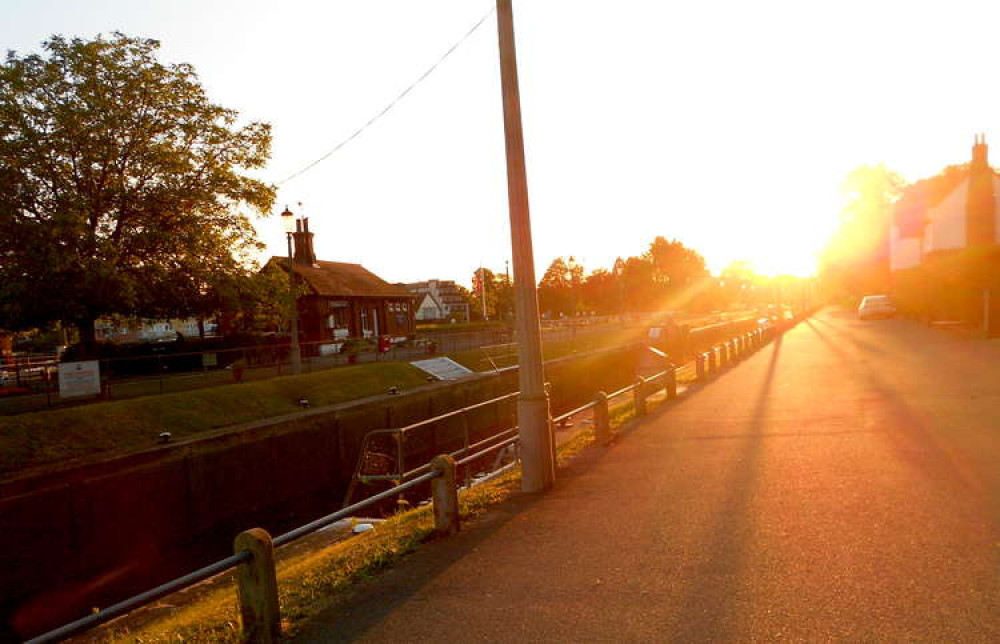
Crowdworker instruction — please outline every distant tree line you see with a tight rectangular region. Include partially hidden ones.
[470,236,796,321]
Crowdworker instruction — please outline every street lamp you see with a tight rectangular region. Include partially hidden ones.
[281,205,302,375]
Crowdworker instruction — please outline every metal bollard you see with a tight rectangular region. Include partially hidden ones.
[666,367,677,399]
[594,391,610,444]
[708,349,718,373]
[696,354,706,380]
[633,377,647,416]
[234,528,281,644]
[431,454,460,537]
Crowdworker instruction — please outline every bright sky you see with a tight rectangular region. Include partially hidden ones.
[6,0,1000,285]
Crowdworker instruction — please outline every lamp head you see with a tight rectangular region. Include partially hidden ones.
[281,205,295,233]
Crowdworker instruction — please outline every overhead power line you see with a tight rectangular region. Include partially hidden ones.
[277,6,496,186]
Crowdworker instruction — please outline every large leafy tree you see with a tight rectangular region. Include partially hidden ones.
[645,236,708,290]
[0,34,274,351]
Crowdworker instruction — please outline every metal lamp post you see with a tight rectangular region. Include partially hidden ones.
[496,0,554,492]
[280,206,303,375]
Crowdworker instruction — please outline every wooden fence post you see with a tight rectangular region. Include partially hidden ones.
[431,454,460,537]
[633,377,647,417]
[234,528,280,644]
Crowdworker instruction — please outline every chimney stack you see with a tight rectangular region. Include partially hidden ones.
[292,217,317,266]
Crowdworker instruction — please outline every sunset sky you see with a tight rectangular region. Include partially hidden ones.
[6,0,1000,285]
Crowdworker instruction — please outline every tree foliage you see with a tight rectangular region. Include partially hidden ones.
[533,240,714,317]
[538,257,583,316]
[823,165,903,267]
[0,34,275,345]
[470,267,513,320]
[820,164,903,299]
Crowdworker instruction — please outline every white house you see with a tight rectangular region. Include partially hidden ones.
[891,135,1000,271]
[404,280,470,322]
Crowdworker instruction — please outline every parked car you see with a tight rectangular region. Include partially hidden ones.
[858,295,896,320]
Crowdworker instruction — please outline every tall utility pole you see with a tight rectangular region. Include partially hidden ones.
[496,0,555,492]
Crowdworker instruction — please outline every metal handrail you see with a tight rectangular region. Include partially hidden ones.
[393,391,520,435]
[553,400,597,424]
[456,434,520,468]
[26,551,252,643]
[402,427,520,480]
[274,471,438,547]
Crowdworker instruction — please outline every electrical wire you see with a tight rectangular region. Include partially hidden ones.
[277,5,496,186]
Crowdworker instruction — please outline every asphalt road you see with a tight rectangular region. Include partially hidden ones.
[294,309,1000,642]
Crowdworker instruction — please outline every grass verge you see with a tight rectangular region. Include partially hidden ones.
[0,362,429,477]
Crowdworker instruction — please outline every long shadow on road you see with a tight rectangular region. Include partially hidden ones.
[667,335,783,642]
[802,318,989,508]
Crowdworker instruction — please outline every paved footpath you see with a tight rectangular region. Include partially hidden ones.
[296,309,1000,642]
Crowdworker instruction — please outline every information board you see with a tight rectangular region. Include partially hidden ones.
[410,357,474,381]
[58,360,101,398]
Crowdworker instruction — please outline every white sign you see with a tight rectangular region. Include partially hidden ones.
[319,343,343,356]
[59,360,101,398]
[410,357,474,381]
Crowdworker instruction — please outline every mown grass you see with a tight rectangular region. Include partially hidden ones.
[0,363,429,477]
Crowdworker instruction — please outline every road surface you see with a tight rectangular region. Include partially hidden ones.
[294,309,1000,642]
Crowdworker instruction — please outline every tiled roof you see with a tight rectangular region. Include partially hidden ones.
[270,257,412,298]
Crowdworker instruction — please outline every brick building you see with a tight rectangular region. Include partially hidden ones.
[269,218,415,347]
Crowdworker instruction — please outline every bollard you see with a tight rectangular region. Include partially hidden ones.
[708,349,718,374]
[633,377,647,416]
[666,367,677,399]
[696,354,706,380]
[431,454,460,537]
[594,391,610,444]
[234,528,280,644]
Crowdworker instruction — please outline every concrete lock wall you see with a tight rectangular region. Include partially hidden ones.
[0,345,638,639]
